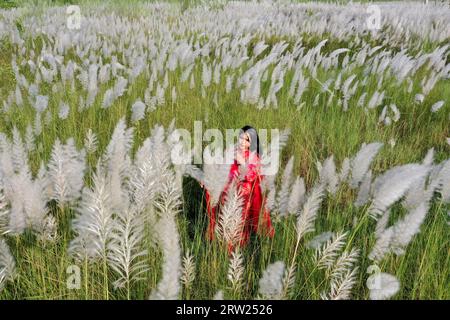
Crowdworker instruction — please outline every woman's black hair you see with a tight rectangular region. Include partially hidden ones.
[239,125,261,156]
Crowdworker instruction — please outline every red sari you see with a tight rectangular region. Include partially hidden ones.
[204,149,274,251]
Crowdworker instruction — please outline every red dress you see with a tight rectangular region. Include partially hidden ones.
[204,149,274,252]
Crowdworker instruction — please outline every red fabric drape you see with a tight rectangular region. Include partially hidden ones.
[203,150,274,252]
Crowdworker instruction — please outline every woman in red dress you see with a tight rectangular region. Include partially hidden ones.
[201,126,274,252]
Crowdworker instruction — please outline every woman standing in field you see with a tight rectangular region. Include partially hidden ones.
[201,126,274,253]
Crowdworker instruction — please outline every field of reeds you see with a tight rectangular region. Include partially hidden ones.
[0,0,449,300]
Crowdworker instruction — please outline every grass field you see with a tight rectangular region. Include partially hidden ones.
[0,0,449,300]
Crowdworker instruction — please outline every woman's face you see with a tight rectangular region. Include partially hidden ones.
[239,132,251,152]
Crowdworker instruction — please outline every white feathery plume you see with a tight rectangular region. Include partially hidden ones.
[113,76,128,99]
[295,183,325,240]
[5,177,26,235]
[155,83,165,106]
[181,64,194,83]
[0,189,9,234]
[84,128,98,155]
[321,266,358,300]
[282,262,297,299]
[22,171,48,233]
[350,142,383,189]
[375,209,391,239]
[226,74,233,93]
[369,164,430,219]
[144,88,156,112]
[370,203,429,262]
[128,153,158,219]
[357,92,367,108]
[390,104,400,122]
[48,138,86,206]
[44,110,52,125]
[422,148,434,166]
[339,157,351,183]
[180,249,196,289]
[132,126,171,201]
[330,248,360,280]
[37,214,58,243]
[307,231,334,249]
[102,117,134,212]
[146,124,172,184]
[314,231,348,270]
[149,171,182,300]
[201,62,211,88]
[265,188,276,212]
[78,96,85,112]
[131,100,146,122]
[202,162,232,207]
[107,204,148,291]
[11,127,28,174]
[0,238,15,291]
[319,155,339,195]
[369,227,394,263]
[15,85,23,107]
[77,69,89,91]
[378,105,388,124]
[276,156,294,216]
[68,163,114,261]
[34,112,42,136]
[415,93,424,104]
[431,159,450,203]
[24,124,35,154]
[258,261,285,299]
[86,63,98,108]
[102,88,115,109]
[367,272,400,300]
[430,100,444,113]
[34,95,48,113]
[227,250,244,295]
[171,87,177,103]
[287,176,306,215]
[58,101,70,120]
[390,202,429,255]
[99,64,110,84]
[253,41,268,58]
[0,132,47,234]
[213,290,224,300]
[294,74,309,105]
[355,170,372,207]
[404,167,433,210]
[216,181,245,247]
[213,64,221,85]
[367,90,384,109]
[321,246,359,300]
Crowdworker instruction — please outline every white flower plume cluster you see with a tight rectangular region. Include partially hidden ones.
[0,238,16,292]
[0,2,447,128]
